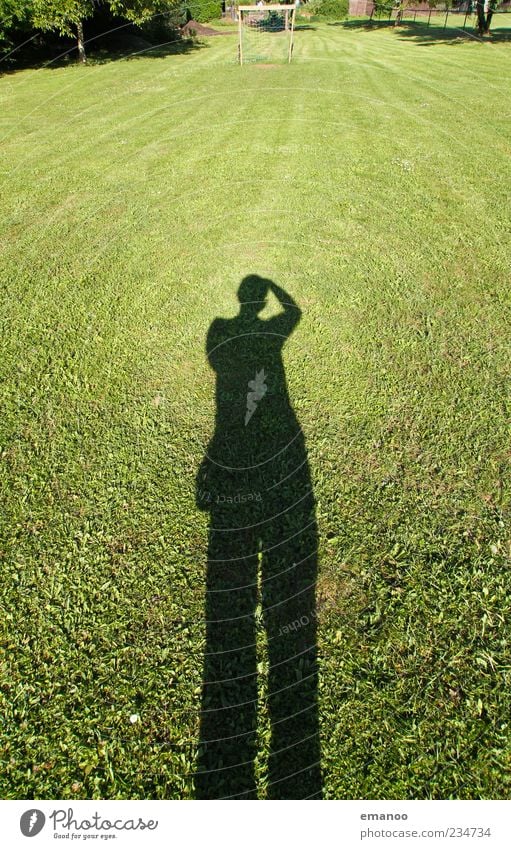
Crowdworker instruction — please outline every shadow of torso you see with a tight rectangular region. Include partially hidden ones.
[204,311,304,497]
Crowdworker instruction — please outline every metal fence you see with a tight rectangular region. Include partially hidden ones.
[369,4,511,30]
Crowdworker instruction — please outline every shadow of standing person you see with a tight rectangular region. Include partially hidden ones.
[195,275,322,799]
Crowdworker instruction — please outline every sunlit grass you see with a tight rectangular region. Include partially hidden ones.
[1,20,510,799]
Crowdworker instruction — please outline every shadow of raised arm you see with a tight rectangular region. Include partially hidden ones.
[266,281,302,339]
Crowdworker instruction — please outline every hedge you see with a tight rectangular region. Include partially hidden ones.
[186,0,223,22]
[308,0,349,19]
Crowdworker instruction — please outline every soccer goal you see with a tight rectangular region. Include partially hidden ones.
[238,5,296,66]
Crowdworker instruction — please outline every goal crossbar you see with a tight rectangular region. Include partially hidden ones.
[238,5,296,9]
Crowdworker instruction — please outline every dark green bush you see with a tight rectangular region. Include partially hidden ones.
[261,10,285,29]
[186,0,222,22]
[308,0,349,19]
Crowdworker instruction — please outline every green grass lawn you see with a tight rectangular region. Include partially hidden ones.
[1,19,510,800]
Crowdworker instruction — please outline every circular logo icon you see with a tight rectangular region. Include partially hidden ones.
[20,810,46,837]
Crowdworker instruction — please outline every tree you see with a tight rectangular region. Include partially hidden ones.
[0,0,32,56]
[31,0,180,64]
[475,0,498,35]
[108,0,183,30]
[31,0,94,63]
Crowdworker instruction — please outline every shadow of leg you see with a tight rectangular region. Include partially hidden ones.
[195,523,258,799]
[262,496,322,799]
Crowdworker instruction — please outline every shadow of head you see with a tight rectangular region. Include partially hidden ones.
[237,274,272,316]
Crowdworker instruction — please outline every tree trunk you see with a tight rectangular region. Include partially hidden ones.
[485,9,493,32]
[476,1,486,34]
[76,20,86,63]
[394,2,403,26]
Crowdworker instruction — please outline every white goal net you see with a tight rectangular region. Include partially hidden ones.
[238,5,296,65]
